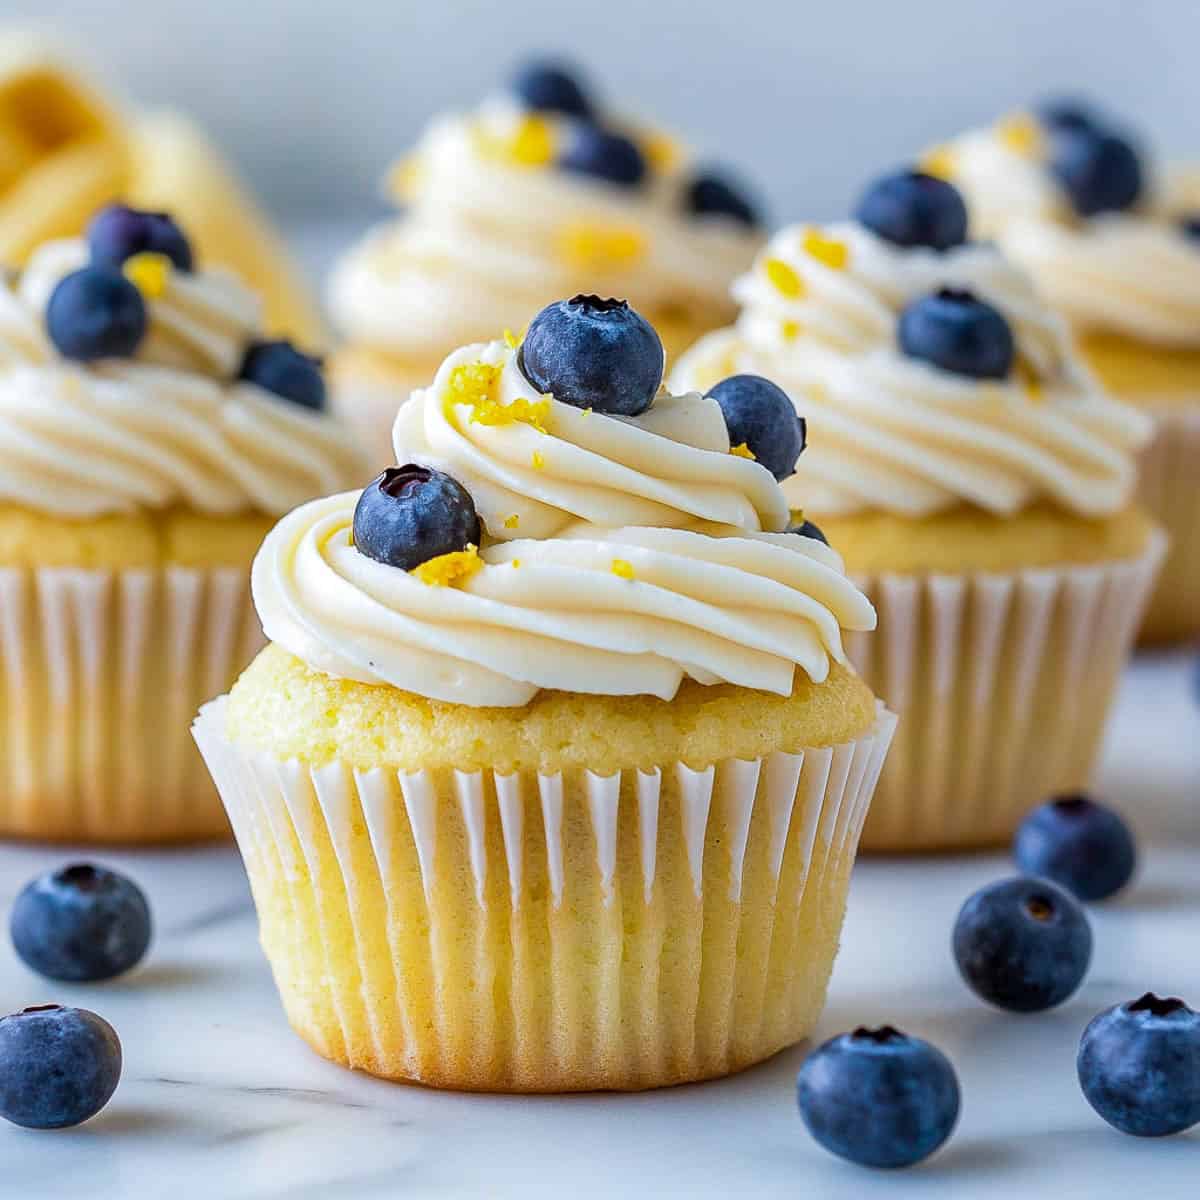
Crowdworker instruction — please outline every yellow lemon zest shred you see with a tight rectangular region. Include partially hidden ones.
[996,112,1045,159]
[730,442,757,461]
[643,130,682,172]
[556,223,647,269]
[802,228,849,270]
[610,558,635,580]
[447,361,550,433]
[412,545,483,587]
[511,558,521,569]
[123,251,172,299]
[531,450,546,470]
[920,145,958,181]
[503,514,520,529]
[764,257,804,299]
[781,319,802,342]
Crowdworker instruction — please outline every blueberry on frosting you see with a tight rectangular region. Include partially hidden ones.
[705,374,805,481]
[1036,97,1101,133]
[520,295,663,416]
[239,340,326,410]
[854,169,969,252]
[1182,215,1200,242]
[87,204,193,272]
[45,266,147,362]
[1047,125,1143,217]
[685,170,761,227]
[898,288,1015,380]
[788,518,828,545]
[559,125,647,187]
[353,465,481,571]
[511,59,594,120]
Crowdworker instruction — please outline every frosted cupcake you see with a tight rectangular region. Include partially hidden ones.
[673,171,1163,852]
[927,104,1200,641]
[195,296,894,1092]
[0,205,363,843]
[328,59,764,460]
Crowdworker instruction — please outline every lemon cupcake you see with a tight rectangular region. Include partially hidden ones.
[328,59,764,461]
[194,296,894,1092]
[927,104,1200,642]
[673,170,1163,852]
[0,205,363,843]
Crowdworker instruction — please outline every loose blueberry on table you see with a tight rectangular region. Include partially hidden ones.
[558,123,647,186]
[705,374,805,480]
[1013,794,1137,902]
[685,170,760,227]
[510,59,594,120]
[11,863,151,983]
[952,876,1092,1012]
[520,295,664,415]
[0,1005,122,1129]
[87,204,194,272]
[46,266,148,361]
[854,169,969,251]
[796,1026,960,1168]
[898,288,1015,380]
[1078,993,1200,1137]
[239,339,327,410]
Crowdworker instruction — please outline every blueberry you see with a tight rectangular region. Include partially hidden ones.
[1036,97,1101,134]
[1013,794,1136,902]
[510,59,593,119]
[0,1005,121,1129]
[953,876,1092,1012]
[898,288,1015,380]
[10,863,151,983]
[353,465,481,571]
[788,518,828,545]
[87,204,193,272]
[520,295,663,416]
[684,169,760,227]
[1180,215,1200,242]
[705,374,805,481]
[559,125,646,187]
[797,1026,960,1168]
[239,339,326,410]
[854,170,969,252]
[46,267,147,362]
[1048,127,1143,217]
[1078,993,1200,1137]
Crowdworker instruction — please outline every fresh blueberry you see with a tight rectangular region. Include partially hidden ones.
[953,876,1092,1012]
[1048,127,1143,217]
[45,267,147,362]
[510,59,593,119]
[797,1026,960,1168]
[684,169,760,227]
[1180,215,1200,242]
[1078,993,1200,1137]
[705,374,805,481]
[559,125,646,187]
[0,1005,121,1129]
[10,864,151,983]
[353,465,481,571]
[1013,794,1136,902]
[87,204,193,272]
[854,170,969,252]
[898,288,1015,380]
[239,340,326,410]
[520,295,663,416]
[788,519,828,545]
[1036,97,1102,134]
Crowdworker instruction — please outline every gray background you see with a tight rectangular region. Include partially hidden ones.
[11,0,1194,229]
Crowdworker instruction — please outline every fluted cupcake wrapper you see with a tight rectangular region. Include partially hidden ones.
[0,564,261,843]
[844,531,1165,852]
[193,700,896,1093]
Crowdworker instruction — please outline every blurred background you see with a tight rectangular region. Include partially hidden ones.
[10,0,1194,265]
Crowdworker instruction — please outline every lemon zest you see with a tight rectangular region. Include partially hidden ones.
[643,130,682,172]
[531,451,546,470]
[447,361,550,433]
[386,155,424,201]
[730,442,757,461]
[412,545,483,587]
[996,112,1045,159]
[123,251,171,299]
[503,514,520,529]
[802,228,849,270]
[474,115,556,167]
[511,559,521,569]
[556,222,647,269]
[781,319,802,342]
[920,145,958,181]
[610,558,635,580]
[764,257,804,299]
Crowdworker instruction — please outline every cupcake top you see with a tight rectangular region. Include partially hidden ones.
[254,296,875,708]
[671,170,1152,519]
[927,105,1200,347]
[328,60,763,359]
[0,205,363,519]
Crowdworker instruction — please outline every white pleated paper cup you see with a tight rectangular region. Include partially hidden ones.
[193,700,896,1093]
[0,563,262,843]
[842,531,1165,853]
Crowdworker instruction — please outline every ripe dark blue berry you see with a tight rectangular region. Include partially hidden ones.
[1048,127,1143,217]
[788,519,828,545]
[11,863,151,983]
[559,125,646,187]
[87,204,193,272]
[1180,215,1200,242]
[854,170,969,252]
[684,170,760,227]
[1036,98,1101,133]
[1078,993,1200,1137]
[953,876,1092,1012]
[46,267,147,361]
[899,288,1015,380]
[1014,794,1136,902]
[705,374,805,481]
[0,1005,121,1129]
[353,465,481,571]
[239,340,326,410]
[510,59,593,119]
[520,295,663,416]
[797,1026,960,1168]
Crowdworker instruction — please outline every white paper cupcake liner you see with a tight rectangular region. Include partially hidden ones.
[193,700,896,1092]
[843,532,1165,851]
[0,563,262,842]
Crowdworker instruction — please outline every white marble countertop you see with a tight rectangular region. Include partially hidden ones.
[0,650,1196,1198]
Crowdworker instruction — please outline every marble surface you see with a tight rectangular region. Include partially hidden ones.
[0,651,1196,1199]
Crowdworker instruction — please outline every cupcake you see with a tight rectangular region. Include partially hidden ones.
[194,296,894,1092]
[673,170,1163,852]
[926,104,1200,642]
[0,32,324,345]
[328,59,764,461]
[0,206,364,842]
